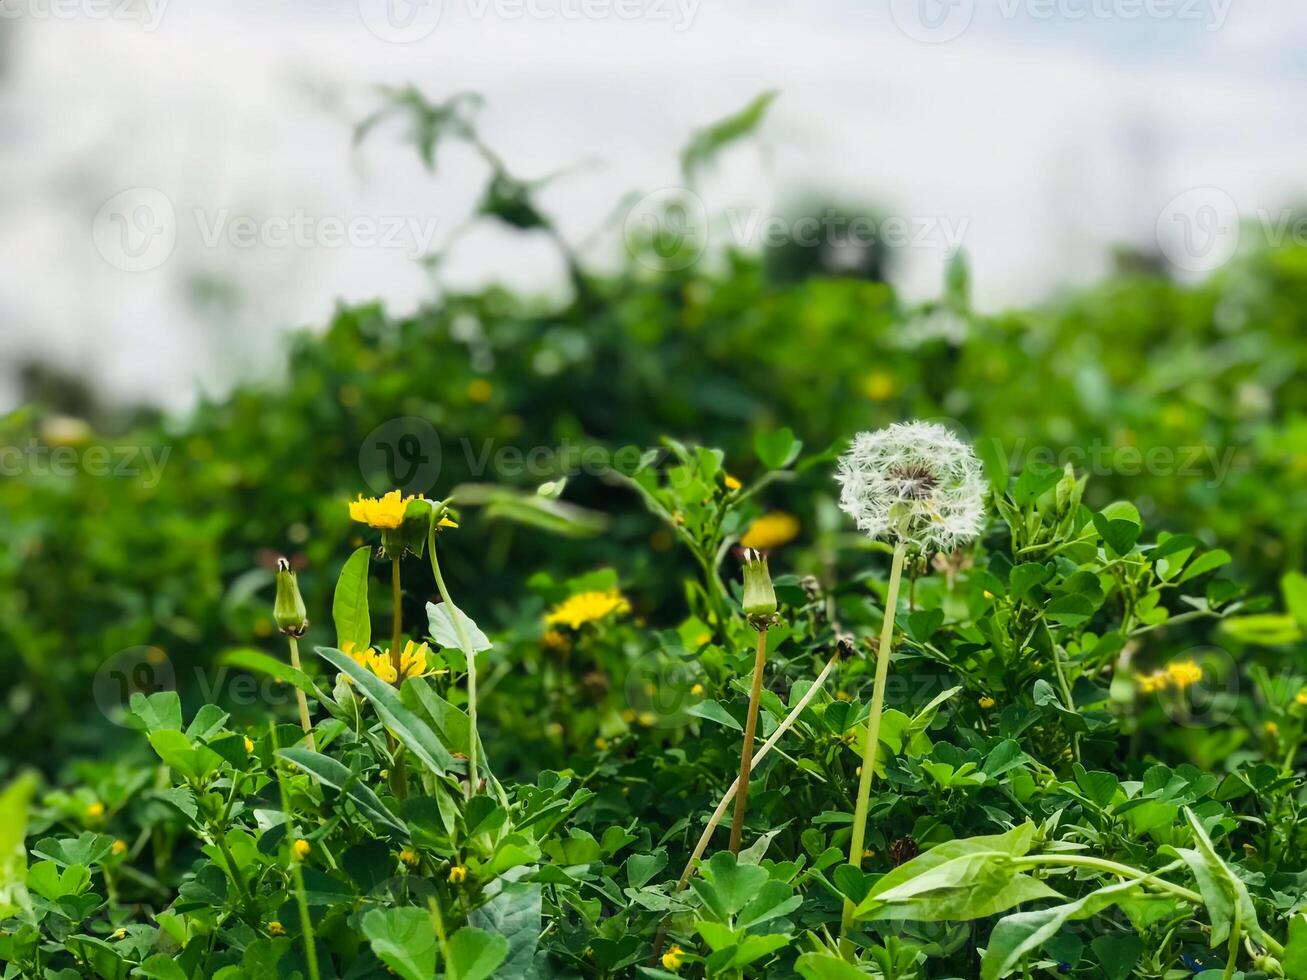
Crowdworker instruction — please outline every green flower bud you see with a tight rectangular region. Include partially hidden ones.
[274,558,308,637]
[741,548,777,623]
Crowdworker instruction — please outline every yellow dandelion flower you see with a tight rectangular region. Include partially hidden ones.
[1166,660,1203,690]
[448,865,468,884]
[979,696,996,710]
[344,640,437,686]
[467,378,493,403]
[348,490,421,530]
[399,848,420,868]
[723,473,742,491]
[661,944,685,971]
[739,512,800,550]
[621,708,637,724]
[638,711,657,727]
[85,802,105,819]
[292,839,311,861]
[545,589,631,630]
[268,921,286,936]
[112,839,128,856]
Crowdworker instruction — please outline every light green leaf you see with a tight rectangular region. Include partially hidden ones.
[133,954,191,980]
[278,747,407,836]
[362,907,437,980]
[219,648,326,702]
[316,646,454,776]
[685,700,742,732]
[333,546,373,652]
[795,952,871,980]
[427,601,492,654]
[129,692,182,734]
[446,925,509,980]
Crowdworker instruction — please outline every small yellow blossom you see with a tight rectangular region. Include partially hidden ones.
[85,802,105,819]
[467,378,494,403]
[835,690,852,702]
[690,683,704,697]
[862,848,876,859]
[399,848,420,868]
[542,629,569,652]
[448,865,468,884]
[1295,690,1307,707]
[638,711,657,727]
[243,736,255,753]
[979,696,996,710]
[594,737,609,751]
[661,944,685,971]
[862,370,897,402]
[1134,670,1169,695]
[111,928,128,940]
[545,589,631,630]
[621,708,637,724]
[739,512,800,551]
[982,590,995,600]
[268,921,286,936]
[348,490,421,530]
[344,640,437,686]
[112,839,128,856]
[723,473,742,491]
[546,722,564,737]
[292,839,311,861]
[1166,660,1203,690]
[1265,722,1279,737]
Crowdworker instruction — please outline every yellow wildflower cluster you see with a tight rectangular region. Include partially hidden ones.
[661,944,685,971]
[345,640,437,685]
[349,490,421,529]
[545,589,631,630]
[739,511,800,550]
[1135,659,1203,695]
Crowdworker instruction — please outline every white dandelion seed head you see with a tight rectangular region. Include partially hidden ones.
[835,421,987,553]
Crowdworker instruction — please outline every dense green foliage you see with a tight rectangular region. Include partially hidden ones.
[4,92,1307,978]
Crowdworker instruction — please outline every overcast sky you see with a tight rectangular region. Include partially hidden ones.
[1,0,1305,410]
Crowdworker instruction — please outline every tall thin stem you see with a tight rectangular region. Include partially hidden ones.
[429,529,479,799]
[389,556,408,799]
[839,541,907,958]
[728,626,770,853]
[286,638,315,749]
[651,652,840,964]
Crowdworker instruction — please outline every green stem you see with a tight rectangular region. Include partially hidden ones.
[287,637,315,748]
[429,525,480,799]
[389,557,408,800]
[728,626,770,853]
[1009,855,1203,905]
[839,541,907,959]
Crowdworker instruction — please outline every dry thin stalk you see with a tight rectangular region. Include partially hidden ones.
[727,626,770,853]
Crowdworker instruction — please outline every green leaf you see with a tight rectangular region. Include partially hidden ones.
[1012,462,1060,506]
[278,747,407,836]
[147,730,223,782]
[1179,549,1231,583]
[1282,571,1307,629]
[0,774,37,916]
[795,952,871,980]
[220,648,325,702]
[1045,594,1095,626]
[681,90,778,181]
[1281,914,1307,978]
[133,954,191,980]
[1090,933,1143,980]
[754,426,801,470]
[427,601,492,654]
[469,871,544,980]
[129,691,182,734]
[1173,807,1267,947]
[692,852,770,919]
[685,700,742,732]
[446,926,509,980]
[1220,613,1303,645]
[362,907,437,980]
[982,878,1145,980]
[332,546,372,652]
[317,647,454,776]
[1008,563,1051,601]
[1092,513,1141,557]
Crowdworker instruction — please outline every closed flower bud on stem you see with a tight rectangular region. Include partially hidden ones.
[740,548,777,624]
[274,559,309,637]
